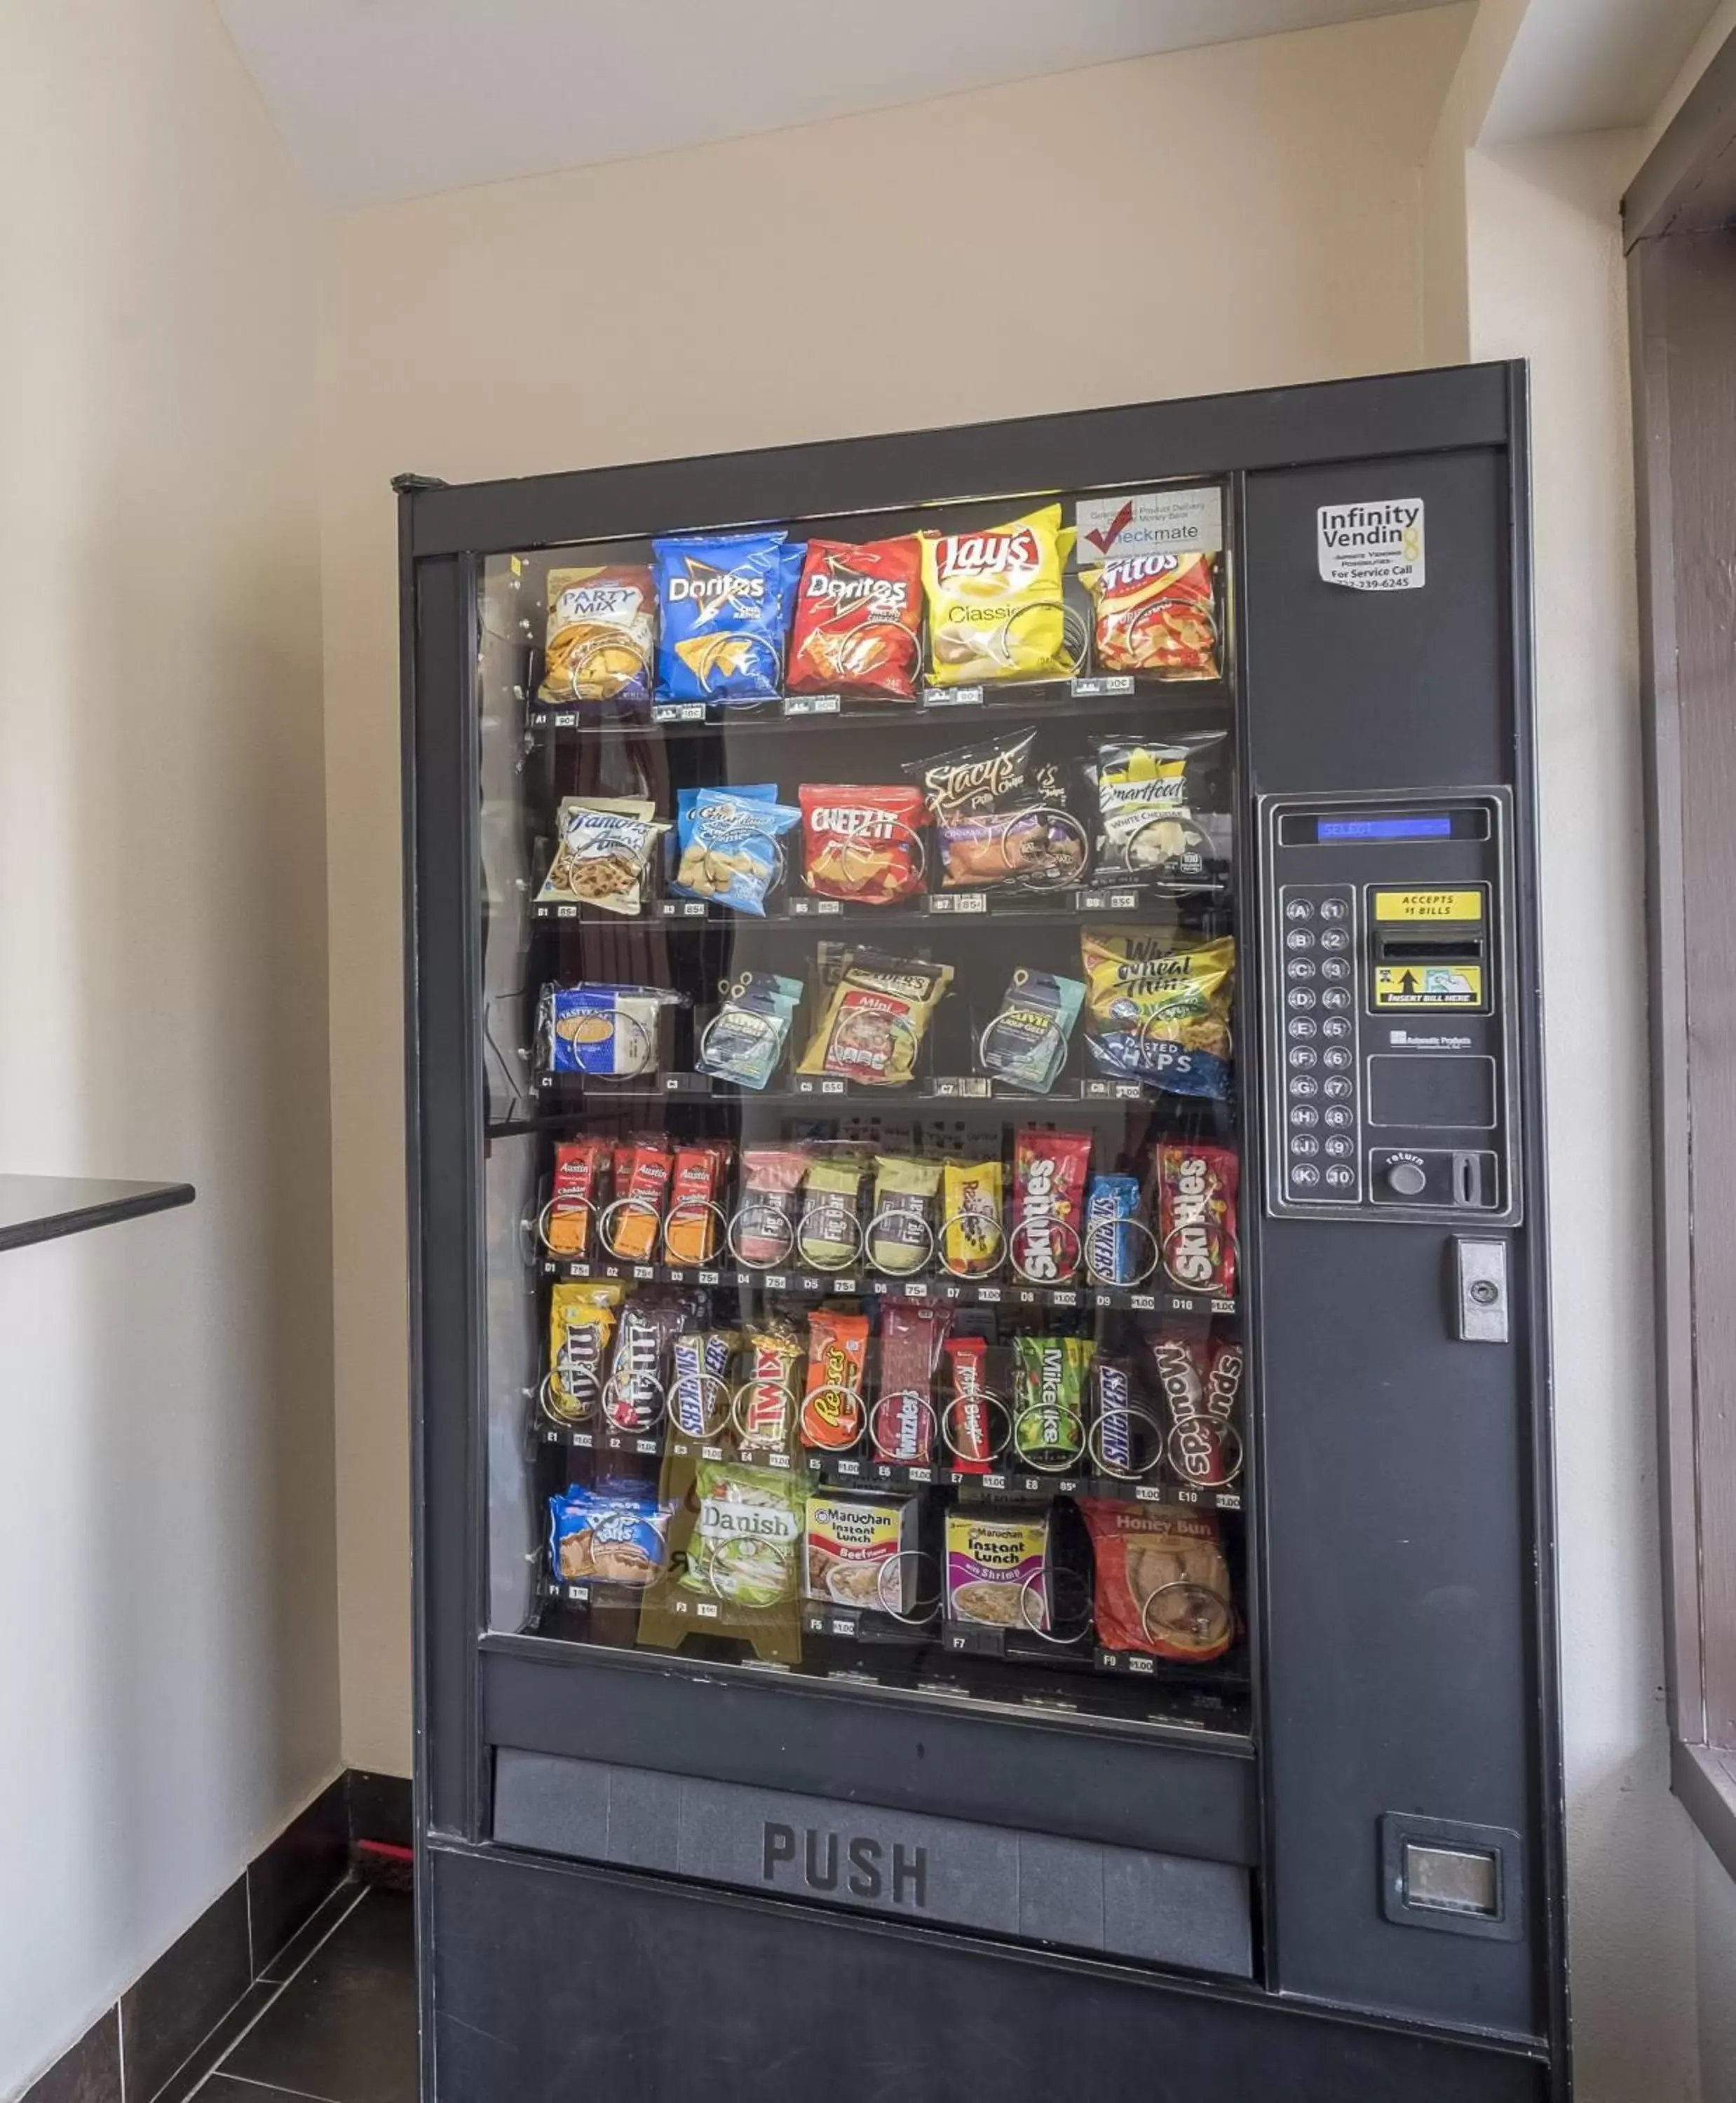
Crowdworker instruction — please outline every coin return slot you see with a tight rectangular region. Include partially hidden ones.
[1402,1844,1500,1919]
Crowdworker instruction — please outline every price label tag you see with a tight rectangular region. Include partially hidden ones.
[909,1467,933,1485]
[902,1281,927,1299]
[929,893,986,916]
[1136,1485,1164,1502]
[1127,1654,1154,1675]
[634,1437,657,1455]
[702,1443,724,1462]
[977,1286,1001,1304]
[789,898,843,918]
[555,904,578,920]
[653,701,706,724]
[632,1265,654,1281]
[1051,1290,1078,1309]
[1070,675,1135,698]
[832,1617,857,1638]
[1212,1297,1236,1315]
[832,1277,857,1294]
[768,1452,790,1470]
[983,1474,1007,1490]
[764,1274,789,1291]
[839,1459,860,1476]
[782,693,841,716]
[1218,1493,1242,1512]
[696,1600,719,1619]
[698,1270,719,1286]
[922,685,984,710]
[1130,1292,1155,1312]
[820,1080,846,1096]
[1076,889,1138,911]
[566,1584,590,1603]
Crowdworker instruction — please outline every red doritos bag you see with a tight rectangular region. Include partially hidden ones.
[788,537,923,700]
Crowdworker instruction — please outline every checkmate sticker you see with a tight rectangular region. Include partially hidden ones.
[1317,499,1424,592]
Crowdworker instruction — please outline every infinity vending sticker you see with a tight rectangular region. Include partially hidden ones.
[1316,499,1425,592]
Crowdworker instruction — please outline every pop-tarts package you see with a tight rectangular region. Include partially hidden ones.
[672,784,801,916]
[653,531,805,705]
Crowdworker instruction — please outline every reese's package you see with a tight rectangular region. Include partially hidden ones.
[920,505,1078,688]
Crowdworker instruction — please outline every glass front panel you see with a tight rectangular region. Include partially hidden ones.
[477,479,1248,1736]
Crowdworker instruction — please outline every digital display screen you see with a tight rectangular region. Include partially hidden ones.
[1318,815,1453,842]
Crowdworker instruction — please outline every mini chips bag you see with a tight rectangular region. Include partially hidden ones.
[653,530,802,705]
[799,784,926,904]
[1080,551,1219,679]
[920,504,1078,688]
[789,536,923,699]
[1080,929,1235,1098]
[797,951,952,1087]
[538,564,656,705]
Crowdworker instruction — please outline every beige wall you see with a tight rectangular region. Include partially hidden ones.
[0,0,339,2090]
[320,3,1473,1774]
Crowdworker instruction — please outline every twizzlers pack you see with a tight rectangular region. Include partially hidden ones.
[788,537,923,700]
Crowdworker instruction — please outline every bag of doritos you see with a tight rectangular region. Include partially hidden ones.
[653,531,804,705]
[788,536,923,700]
[919,504,1079,688]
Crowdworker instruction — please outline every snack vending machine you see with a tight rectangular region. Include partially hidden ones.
[399,364,1564,2102]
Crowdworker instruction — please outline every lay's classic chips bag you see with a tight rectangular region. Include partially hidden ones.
[919,504,1078,688]
[652,531,804,705]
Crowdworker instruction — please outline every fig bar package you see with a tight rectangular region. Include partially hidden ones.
[681,1462,805,1608]
[920,505,1078,688]
[797,950,952,1088]
[945,1509,1050,1631]
[872,1299,952,1464]
[731,1146,809,1267]
[1080,928,1235,1098]
[1157,1141,1239,1296]
[788,536,924,700]
[1078,1498,1234,1661]
[537,796,667,914]
[538,564,656,705]
[1010,1127,1092,1284]
[796,1151,869,1272]
[548,1488,678,1588]
[652,530,803,705]
[800,1309,870,1452]
[804,1492,919,1613]
[1090,734,1228,889]
[867,1155,942,1277]
[799,784,926,905]
[544,1136,609,1257]
[1080,551,1219,679]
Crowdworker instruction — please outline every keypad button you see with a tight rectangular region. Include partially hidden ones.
[1322,959,1352,982]
[1320,929,1350,953]
[1323,1077,1354,1100]
[1324,1164,1355,1190]
[1286,930,1315,952]
[1290,1077,1319,1099]
[1322,1018,1352,1040]
[1321,986,1351,1009]
[1290,1164,1321,1189]
[1287,959,1317,982]
[1289,1047,1317,1070]
[1288,1019,1317,1040]
[1289,1105,1320,1127]
[1290,1135,1320,1157]
[1324,1105,1355,1129]
[1285,899,1314,922]
[1324,1135,1354,1159]
[1287,988,1317,1009]
[1320,898,1348,922]
[1323,1047,1352,1071]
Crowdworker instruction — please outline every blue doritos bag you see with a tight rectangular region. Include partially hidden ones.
[653,531,803,705]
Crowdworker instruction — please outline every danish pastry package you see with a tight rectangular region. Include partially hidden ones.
[921,505,1078,688]
[681,1462,805,1608]
[538,564,656,705]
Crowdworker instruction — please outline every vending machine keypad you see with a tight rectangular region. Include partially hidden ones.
[1261,791,1519,1226]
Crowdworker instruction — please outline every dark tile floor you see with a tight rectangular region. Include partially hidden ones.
[190,1888,416,2103]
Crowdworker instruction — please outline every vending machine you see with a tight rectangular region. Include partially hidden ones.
[398,362,1563,2102]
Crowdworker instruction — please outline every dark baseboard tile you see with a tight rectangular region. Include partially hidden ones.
[18,1768,376,2103]
[19,2008,121,2103]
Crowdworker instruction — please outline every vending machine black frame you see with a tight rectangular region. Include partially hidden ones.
[398,361,1565,2102]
